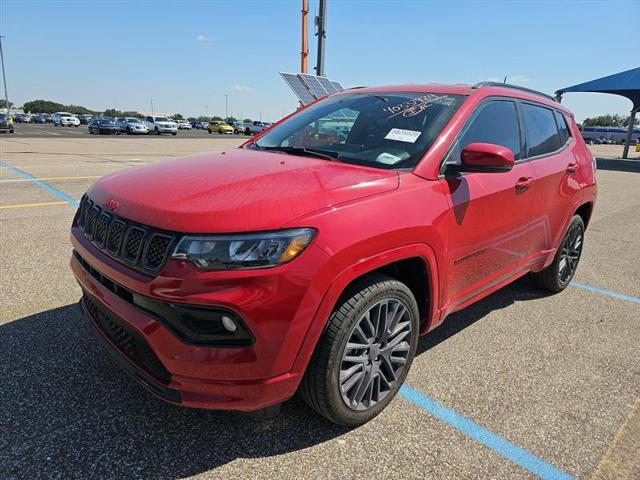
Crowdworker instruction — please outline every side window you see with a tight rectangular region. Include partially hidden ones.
[554,110,571,145]
[456,100,521,161]
[521,103,562,157]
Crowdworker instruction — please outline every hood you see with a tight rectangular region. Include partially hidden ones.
[88,148,399,233]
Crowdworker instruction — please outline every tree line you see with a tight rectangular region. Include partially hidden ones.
[17,99,256,124]
[582,114,638,128]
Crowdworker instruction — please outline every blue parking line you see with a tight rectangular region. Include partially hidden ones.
[399,385,574,479]
[0,161,79,207]
[570,281,640,305]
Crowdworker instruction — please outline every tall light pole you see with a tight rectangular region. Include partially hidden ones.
[314,0,327,76]
[0,36,10,114]
[301,0,308,73]
[225,94,228,120]
[150,98,154,115]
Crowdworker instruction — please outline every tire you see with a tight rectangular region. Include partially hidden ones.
[530,215,585,292]
[155,127,160,135]
[299,273,420,427]
[245,128,251,135]
[208,129,212,134]
[172,132,177,136]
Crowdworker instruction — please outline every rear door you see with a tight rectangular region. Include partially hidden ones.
[441,99,536,308]
[518,103,579,263]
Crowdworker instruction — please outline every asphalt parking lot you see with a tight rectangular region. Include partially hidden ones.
[1,133,638,479]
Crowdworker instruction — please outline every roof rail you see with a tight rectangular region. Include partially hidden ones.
[471,81,557,103]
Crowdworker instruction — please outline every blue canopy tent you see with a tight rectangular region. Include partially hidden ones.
[555,67,640,158]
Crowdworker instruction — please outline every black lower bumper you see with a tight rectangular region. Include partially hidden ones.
[80,297,182,404]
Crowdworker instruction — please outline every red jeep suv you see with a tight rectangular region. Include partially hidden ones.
[71,82,596,426]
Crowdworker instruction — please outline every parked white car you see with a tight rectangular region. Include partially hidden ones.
[144,116,178,135]
[177,119,192,130]
[52,112,80,127]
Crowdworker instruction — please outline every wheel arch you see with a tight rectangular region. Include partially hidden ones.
[290,244,440,379]
[575,201,594,228]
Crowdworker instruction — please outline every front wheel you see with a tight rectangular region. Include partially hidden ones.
[530,215,585,292]
[299,274,419,427]
[155,127,160,135]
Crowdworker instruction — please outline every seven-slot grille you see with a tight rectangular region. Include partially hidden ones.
[78,195,176,274]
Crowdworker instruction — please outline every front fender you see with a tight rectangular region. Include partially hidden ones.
[289,243,441,380]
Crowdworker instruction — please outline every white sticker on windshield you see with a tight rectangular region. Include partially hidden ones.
[384,128,421,143]
[375,152,402,164]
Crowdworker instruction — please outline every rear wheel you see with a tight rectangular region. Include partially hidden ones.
[530,215,585,292]
[245,128,251,135]
[299,274,419,426]
[155,127,160,135]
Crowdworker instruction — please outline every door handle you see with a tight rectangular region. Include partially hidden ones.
[515,177,533,192]
[566,162,578,174]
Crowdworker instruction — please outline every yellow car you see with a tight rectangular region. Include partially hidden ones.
[208,121,234,134]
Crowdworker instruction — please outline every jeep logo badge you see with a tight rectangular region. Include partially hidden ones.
[104,199,120,211]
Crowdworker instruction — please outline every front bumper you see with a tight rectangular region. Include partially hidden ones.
[70,227,333,410]
[155,126,177,133]
[98,127,120,134]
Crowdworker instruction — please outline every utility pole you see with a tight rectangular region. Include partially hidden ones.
[301,0,308,73]
[314,0,327,76]
[0,36,9,114]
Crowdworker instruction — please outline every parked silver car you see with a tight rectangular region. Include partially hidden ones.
[120,117,149,135]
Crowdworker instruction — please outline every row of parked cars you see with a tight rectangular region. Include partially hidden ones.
[84,115,273,136]
[7,111,274,136]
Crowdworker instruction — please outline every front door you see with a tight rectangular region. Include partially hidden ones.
[441,99,536,308]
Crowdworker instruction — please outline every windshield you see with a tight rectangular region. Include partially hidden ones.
[253,92,463,169]
[155,117,169,122]
[126,118,141,123]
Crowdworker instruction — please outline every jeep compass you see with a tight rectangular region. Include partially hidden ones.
[71,82,597,426]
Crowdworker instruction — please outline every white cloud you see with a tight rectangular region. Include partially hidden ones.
[196,34,212,46]
[229,85,252,93]
[508,74,531,84]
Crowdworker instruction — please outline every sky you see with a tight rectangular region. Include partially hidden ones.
[0,0,637,122]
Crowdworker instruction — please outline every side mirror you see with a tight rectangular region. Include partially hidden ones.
[458,143,515,173]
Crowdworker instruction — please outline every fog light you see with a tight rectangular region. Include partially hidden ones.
[221,315,237,332]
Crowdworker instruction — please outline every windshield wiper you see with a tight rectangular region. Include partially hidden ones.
[259,146,340,162]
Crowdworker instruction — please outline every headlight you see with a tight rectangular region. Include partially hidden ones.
[172,228,315,271]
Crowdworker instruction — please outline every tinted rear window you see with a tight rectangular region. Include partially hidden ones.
[554,110,571,145]
[521,103,562,157]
